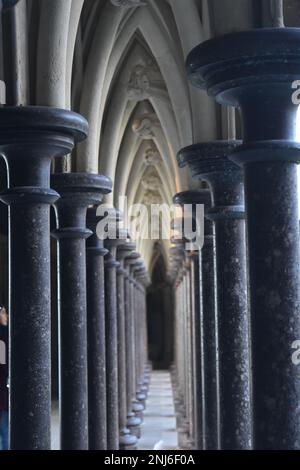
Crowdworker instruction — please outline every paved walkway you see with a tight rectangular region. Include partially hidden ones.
[51,370,178,450]
[138,370,178,450]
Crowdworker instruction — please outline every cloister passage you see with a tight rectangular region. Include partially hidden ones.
[1,0,300,452]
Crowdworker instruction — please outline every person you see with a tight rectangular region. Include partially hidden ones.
[0,306,8,450]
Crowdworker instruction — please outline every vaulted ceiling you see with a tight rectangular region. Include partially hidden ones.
[6,0,300,271]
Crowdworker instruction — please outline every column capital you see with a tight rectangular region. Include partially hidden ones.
[173,190,211,207]
[126,251,141,265]
[177,141,244,221]
[51,173,111,239]
[117,266,127,276]
[0,105,88,450]
[117,242,136,261]
[105,228,129,249]
[187,28,300,163]
[86,206,110,257]
[51,172,111,207]
[173,189,213,238]
[0,106,88,203]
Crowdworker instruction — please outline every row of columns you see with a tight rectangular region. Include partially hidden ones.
[171,27,300,450]
[0,105,150,449]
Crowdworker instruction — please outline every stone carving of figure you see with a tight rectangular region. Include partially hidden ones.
[128,65,151,100]
[142,175,161,191]
[127,62,166,101]
[144,147,161,166]
[132,112,160,139]
[143,190,162,205]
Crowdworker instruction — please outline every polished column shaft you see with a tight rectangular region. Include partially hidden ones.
[117,243,138,450]
[86,202,112,450]
[104,241,120,450]
[52,173,110,450]
[124,255,143,437]
[187,27,300,449]
[173,189,218,450]
[126,255,145,431]
[178,142,251,450]
[0,107,87,449]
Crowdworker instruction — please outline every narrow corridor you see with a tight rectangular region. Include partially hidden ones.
[139,371,178,450]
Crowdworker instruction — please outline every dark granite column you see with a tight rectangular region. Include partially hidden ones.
[131,261,147,409]
[124,249,143,438]
[104,225,125,451]
[127,256,145,426]
[0,107,87,449]
[200,217,219,451]
[86,200,112,450]
[175,264,185,414]
[135,270,150,398]
[189,252,201,448]
[170,247,191,448]
[185,258,194,445]
[132,263,147,409]
[178,142,251,450]
[116,242,138,450]
[51,173,110,450]
[187,28,300,449]
[173,190,218,450]
[171,235,194,448]
[170,255,184,416]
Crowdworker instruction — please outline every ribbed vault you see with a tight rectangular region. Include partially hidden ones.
[5,0,289,271]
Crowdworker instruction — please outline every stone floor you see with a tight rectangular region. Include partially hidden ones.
[51,402,59,450]
[51,369,178,450]
[138,370,178,450]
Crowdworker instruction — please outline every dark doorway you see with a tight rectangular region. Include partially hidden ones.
[147,244,173,369]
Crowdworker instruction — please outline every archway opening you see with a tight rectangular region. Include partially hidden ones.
[147,244,173,370]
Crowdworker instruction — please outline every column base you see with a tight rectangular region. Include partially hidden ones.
[136,390,147,407]
[132,400,144,421]
[119,428,138,450]
[127,412,142,439]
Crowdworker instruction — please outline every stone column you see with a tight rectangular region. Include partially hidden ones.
[173,190,218,450]
[185,258,194,446]
[132,263,147,409]
[123,249,143,438]
[175,267,185,414]
[126,255,145,429]
[51,173,110,450]
[171,238,195,449]
[135,270,150,398]
[131,261,147,409]
[170,247,191,448]
[116,242,138,450]
[170,256,184,415]
[178,142,251,450]
[189,252,201,448]
[86,201,113,450]
[200,218,219,451]
[104,230,123,451]
[187,27,300,449]
[0,106,87,449]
